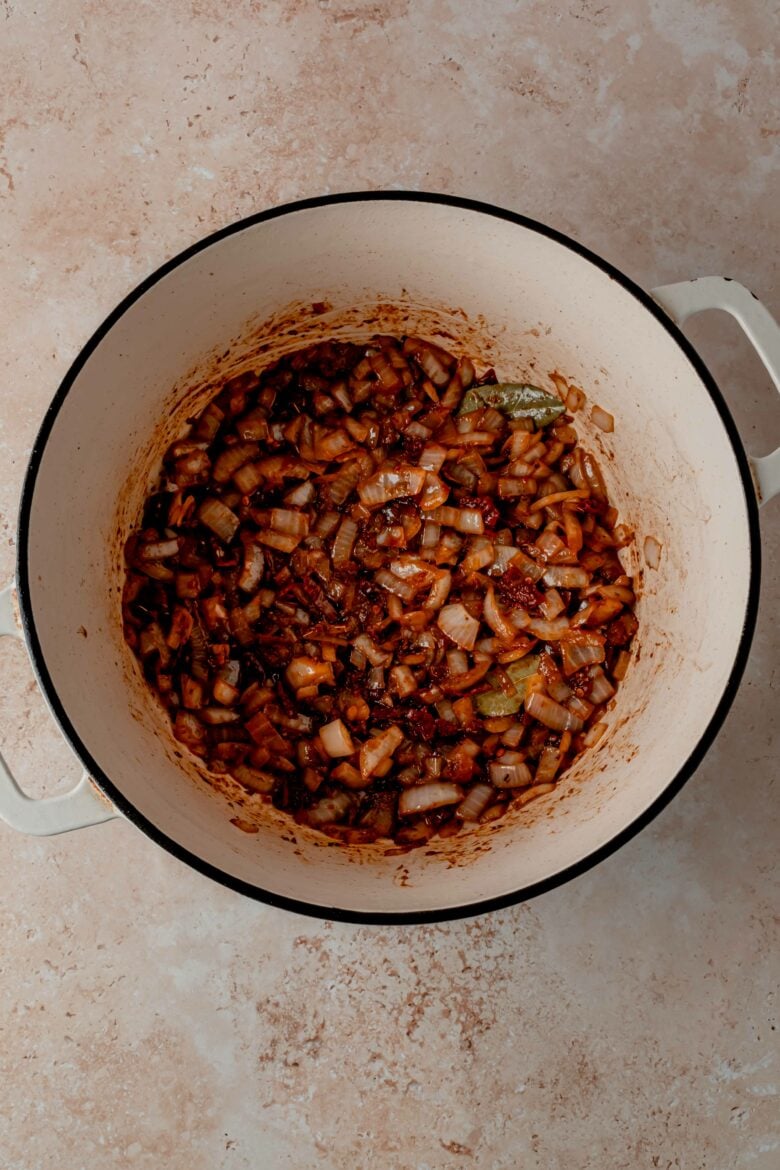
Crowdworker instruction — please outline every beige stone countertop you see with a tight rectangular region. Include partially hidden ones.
[0,2,778,1167]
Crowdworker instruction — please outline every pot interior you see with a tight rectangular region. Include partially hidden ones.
[21,198,753,916]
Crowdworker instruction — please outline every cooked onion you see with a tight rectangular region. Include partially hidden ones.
[437,603,479,650]
[332,517,358,568]
[358,465,426,506]
[455,783,494,821]
[319,718,356,758]
[644,534,662,569]
[285,657,335,690]
[489,760,532,788]
[197,498,239,543]
[238,542,265,593]
[360,725,404,779]
[590,404,614,433]
[124,331,638,850]
[398,782,463,816]
[525,691,583,732]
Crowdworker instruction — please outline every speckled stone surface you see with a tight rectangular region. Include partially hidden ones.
[0,2,778,1167]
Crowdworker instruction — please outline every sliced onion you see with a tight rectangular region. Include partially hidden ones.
[359,725,404,779]
[233,764,275,794]
[199,707,241,725]
[535,745,563,784]
[540,588,565,621]
[568,694,594,720]
[588,666,616,704]
[375,569,417,602]
[530,489,589,514]
[564,385,586,412]
[590,404,614,433]
[315,510,341,538]
[398,782,463,816]
[389,665,418,697]
[329,461,361,506]
[315,428,354,461]
[420,521,441,549]
[489,760,532,788]
[285,657,335,690]
[198,498,239,543]
[484,587,515,642]
[583,721,608,748]
[270,508,309,537]
[138,538,179,560]
[257,529,302,554]
[238,542,265,593]
[233,462,265,495]
[212,442,260,484]
[319,718,356,758]
[525,690,583,732]
[461,538,495,572]
[560,638,605,676]
[644,534,662,569]
[358,465,426,506]
[425,569,451,610]
[612,649,631,681]
[489,545,520,575]
[427,505,484,535]
[332,517,358,568]
[306,791,353,826]
[437,603,479,651]
[418,444,447,472]
[419,472,450,510]
[543,565,589,589]
[455,783,494,821]
[446,648,469,676]
[525,615,571,640]
[353,634,391,667]
[508,548,544,582]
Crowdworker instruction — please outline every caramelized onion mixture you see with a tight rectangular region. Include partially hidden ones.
[122,334,637,847]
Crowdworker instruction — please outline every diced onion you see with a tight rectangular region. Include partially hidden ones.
[428,505,484,535]
[358,465,427,506]
[198,498,239,543]
[398,782,463,816]
[489,760,533,788]
[590,404,614,433]
[138,538,179,560]
[285,657,335,690]
[212,442,260,483]
[360,725,404,779]
[644,534,662,569]
[543,566,589,589]
[238,542,265,593]
[270,508,309,537]
[483,585,516,643]
[419,444,447,472]
[560,638,605,676]
[455,783,494,821]
[525,691,583,732]
[587,666,616,704]
[319,718,356,758]
[332,517,358,568]
[437,603,479,650]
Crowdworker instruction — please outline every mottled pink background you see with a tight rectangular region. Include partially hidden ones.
[0,2,777,1167]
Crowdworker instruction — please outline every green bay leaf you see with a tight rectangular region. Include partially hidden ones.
[458,383,565,427]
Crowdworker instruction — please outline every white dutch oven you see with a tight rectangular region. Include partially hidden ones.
[1,194,778,922]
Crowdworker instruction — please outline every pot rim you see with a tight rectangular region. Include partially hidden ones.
[15,190,762,924]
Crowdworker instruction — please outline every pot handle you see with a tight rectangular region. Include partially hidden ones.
[651,276,780,506]
[0,583,118,835]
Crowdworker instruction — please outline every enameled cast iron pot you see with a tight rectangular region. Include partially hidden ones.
[1,193,778,923]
